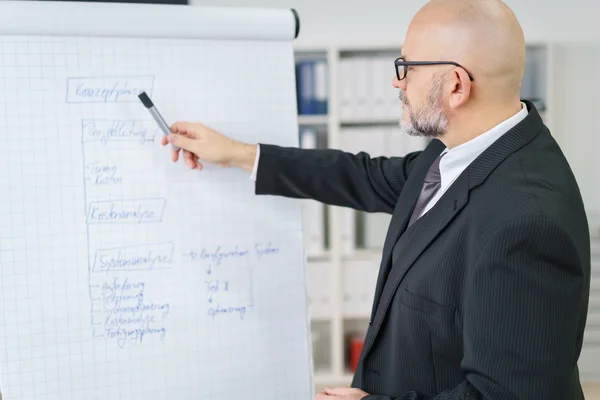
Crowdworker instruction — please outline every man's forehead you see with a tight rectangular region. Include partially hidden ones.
[400,39,416,61]
[400,44,416,61]
[399,43,410,61]
[401,38,432,61]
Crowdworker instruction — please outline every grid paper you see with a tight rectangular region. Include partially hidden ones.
[0,34,312,399]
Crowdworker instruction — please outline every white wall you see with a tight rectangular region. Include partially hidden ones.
[191,0,600,47]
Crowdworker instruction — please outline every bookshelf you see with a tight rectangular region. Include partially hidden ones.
[293,43,555,388]
[548,43,600,382]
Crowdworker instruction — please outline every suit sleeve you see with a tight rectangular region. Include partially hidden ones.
[254,143,421,214]
[362,214,586,400]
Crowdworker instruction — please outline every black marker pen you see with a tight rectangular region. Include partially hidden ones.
[138,91,179,150]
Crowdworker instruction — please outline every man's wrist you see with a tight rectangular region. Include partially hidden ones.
[231,142,257,172]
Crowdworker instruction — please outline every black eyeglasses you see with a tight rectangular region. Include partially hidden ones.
[394,57,475,81]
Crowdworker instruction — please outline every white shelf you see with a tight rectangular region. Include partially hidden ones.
[342,249,382,261]
[306,249,382,262]
[306,250,331,261]
[310,314,333,322]
[340,117,400,125]
[299,115,329,125]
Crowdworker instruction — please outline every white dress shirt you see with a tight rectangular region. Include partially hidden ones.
[250,103,528,219]
[250,144,261,181]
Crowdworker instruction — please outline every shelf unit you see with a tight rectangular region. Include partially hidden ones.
[293,43,555,388]
[547,43,600,382]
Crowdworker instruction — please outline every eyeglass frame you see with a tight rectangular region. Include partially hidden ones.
[394,57,475,82]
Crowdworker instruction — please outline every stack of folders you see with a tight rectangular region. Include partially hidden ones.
[338,55,400,120]
[343,259,380,317]
[299,127,326,256]
[340,126,427,253]
[296,60,328,115]
[306,260,332,319]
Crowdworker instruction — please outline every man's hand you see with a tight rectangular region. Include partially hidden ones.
[315,387,369,400]
[160,122,257,171]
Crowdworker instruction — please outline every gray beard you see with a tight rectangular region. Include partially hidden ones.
[398,77,448,138]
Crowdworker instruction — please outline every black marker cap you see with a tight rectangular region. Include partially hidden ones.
[138,91,153,108]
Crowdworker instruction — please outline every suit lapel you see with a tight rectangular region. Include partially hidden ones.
[368,140,446,318]
[361,173,469,358]
[361,100,545,361]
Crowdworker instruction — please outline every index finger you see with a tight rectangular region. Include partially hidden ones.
[170,121,193,135]
[171,145,180,162]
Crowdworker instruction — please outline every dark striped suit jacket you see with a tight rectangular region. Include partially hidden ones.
[255,100,590,399]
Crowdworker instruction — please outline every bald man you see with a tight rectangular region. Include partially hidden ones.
[162,0,590,399]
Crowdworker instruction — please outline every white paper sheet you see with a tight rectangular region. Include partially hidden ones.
[0,3,312,399]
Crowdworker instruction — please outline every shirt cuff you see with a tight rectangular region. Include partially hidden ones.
[250,144,260,181]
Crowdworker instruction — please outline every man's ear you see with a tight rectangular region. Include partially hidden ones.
[448,68,472,109]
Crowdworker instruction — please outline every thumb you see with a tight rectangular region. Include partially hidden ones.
[324,387,354,396]
[167,133,198,153]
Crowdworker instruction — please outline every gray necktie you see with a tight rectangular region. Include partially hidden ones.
[407,153,444,227]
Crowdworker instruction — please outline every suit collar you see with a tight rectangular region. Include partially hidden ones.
[361,100,544,361]
[436,102,528,200]
[467,100,543,189]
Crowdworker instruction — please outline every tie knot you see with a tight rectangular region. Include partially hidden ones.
[424,153,443,184]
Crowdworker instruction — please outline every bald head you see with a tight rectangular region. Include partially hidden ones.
[406,0,525,100]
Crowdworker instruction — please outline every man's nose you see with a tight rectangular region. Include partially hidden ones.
[392,75,407,91]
